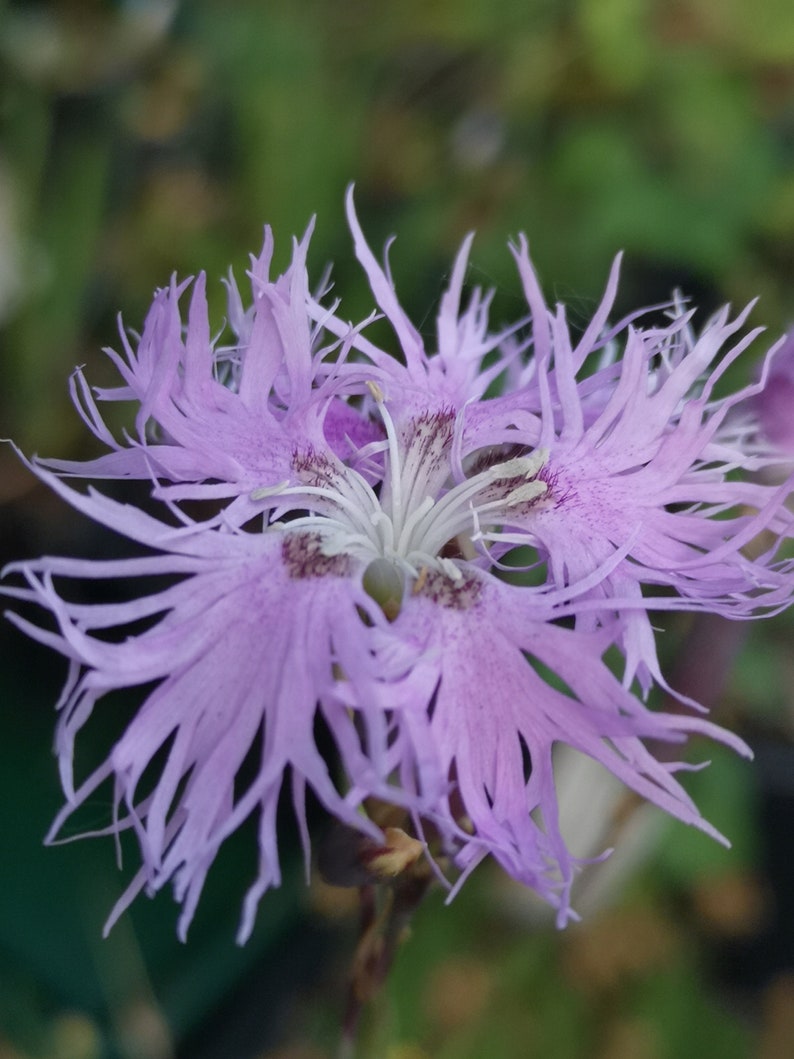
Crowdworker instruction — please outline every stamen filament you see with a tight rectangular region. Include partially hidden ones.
[367,382,406,539]
[252,390,550,589]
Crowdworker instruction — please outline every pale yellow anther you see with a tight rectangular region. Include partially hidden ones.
[251,479,290,500]
[412,566,429,594]
[366,380,385,404]
[507,480,548,506]
[489,448,549,482]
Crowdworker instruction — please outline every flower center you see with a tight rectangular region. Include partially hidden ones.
[252,383,548,608]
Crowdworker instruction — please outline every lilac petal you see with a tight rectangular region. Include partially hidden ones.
[15,533,427,941]
[388,574,748,924]
[40,232,361,505]
[344,186,427,381]
[342,186,516,414]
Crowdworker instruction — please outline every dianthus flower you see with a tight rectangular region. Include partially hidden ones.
[5,190,794,942]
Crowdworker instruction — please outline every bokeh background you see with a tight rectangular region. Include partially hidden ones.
[1,1,793,1057]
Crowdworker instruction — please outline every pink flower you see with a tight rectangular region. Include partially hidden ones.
[5,191,793,939]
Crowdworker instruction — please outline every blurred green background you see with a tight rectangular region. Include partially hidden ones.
[1,1,793,1056]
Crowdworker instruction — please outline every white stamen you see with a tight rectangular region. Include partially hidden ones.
[251,389,549,588]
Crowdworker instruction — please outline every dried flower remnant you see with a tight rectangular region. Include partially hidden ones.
[4,189,794,943]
